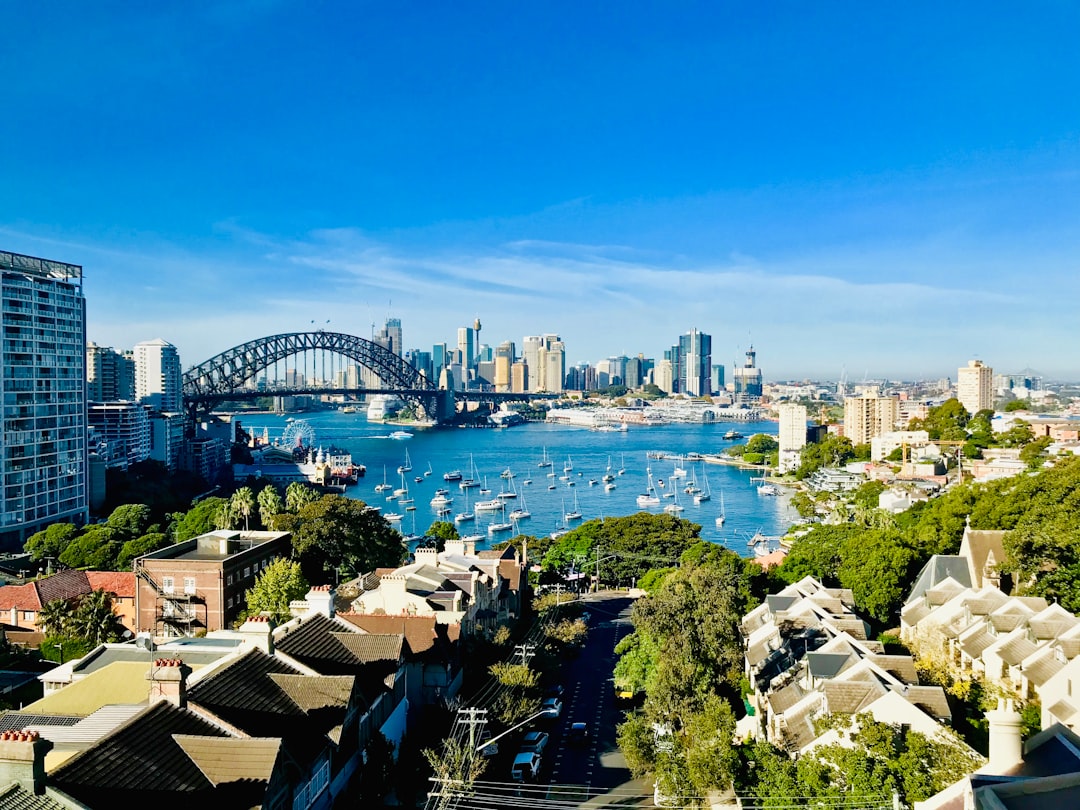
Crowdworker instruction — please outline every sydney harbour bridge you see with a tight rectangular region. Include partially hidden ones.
[181,330,547,425]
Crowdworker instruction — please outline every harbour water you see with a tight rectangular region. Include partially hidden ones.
[239,411,799,555]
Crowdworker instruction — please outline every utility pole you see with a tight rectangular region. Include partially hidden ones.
[514,643,536,667]
[595,546,601,593]
[456,707,488,754]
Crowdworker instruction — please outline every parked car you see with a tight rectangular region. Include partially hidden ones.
[568,722,589,745]
[478,728,498,757]
[540,697,562,718]
[511,752,542,782]
[520,731,549,756]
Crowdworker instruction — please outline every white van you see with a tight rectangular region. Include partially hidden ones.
[510,751,541,782]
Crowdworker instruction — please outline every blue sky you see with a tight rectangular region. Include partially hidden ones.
[3,3,1079,380]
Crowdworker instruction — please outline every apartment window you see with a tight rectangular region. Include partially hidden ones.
[243,566,251,579]
[227,597,233,609]
[162,576,174,595]
[22,611,34,622]
[227,574,233,586]
[184,577,196,595]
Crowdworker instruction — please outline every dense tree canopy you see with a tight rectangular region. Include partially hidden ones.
[245,558,310,623]
[276,494,406,583]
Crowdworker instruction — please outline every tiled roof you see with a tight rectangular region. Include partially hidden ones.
[1022,651,1064,688]
[268,674,354,711]
[907,557,971,605]
[331,633,403,664]
[337,613,448,658]
[187,648,307,725]
[172,736,281,787]
[806,652,854,681]
[0,783,69,810]
[996,635,1040,667]
[822,679,885,714]
[766,681,805,714]
[86,571,136,599]
[867,654,918,684]
[50,701,236,803]
[958,629,997,659]
[900,685,951,720]
[35,570,92,606]
[0,583,41,612]
[988,613,1028,633]
[926,578,968,607]
[1047,698,1078,723]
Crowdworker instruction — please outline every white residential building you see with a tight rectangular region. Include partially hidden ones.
[777,403,807,472]
[133,338,182,412]
[957,359,993,415]
[0,250,89,547]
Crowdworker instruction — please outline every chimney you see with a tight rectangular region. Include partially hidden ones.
[415,547,438,566]
[984,698,1023,774]
[306,585,336,618]
[0,731,52,795]
[444,539,465,557]
[464,538,476,557]
[238,614,275,654]
[146,658,191,708]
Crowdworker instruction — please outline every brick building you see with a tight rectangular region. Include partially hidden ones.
[134,530,292,637]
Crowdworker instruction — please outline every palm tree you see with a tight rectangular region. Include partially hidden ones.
[72,590,125,646]
[231,487,256,531]
[37,598,74,637]
[285,482,318,512]
[257,485,284,529]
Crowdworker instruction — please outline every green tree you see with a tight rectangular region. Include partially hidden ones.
[285,482,319,512]
[998,421,1035,448]
[116,532,169,570]
[257,485,285,529]
[617,713,657,777]
[286,495,406,583]
[245,558,310,623]
[745,434,779,454]
[172,497,229,542]
[230,486,257,531]
[1004,399,1028,412]
[910,398,970,441]
[105,503,153,538]
[72,589,126,645]
[1019,436,1053,469]
[37,599,75,637]
[796,435,857,479]
[425,521,460,551]
[24,523,78,563]
[58,526,122,570]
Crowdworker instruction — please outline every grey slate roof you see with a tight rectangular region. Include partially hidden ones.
[0,783,70,810]
[906,556,971,605]
[806,652,854,681]
[822,680,885,714]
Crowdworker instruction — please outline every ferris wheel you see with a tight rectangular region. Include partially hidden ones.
[282,419,317,448]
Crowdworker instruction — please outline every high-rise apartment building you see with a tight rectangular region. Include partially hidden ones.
[456,326,475,375]
[538,335,565,393]
[844,393,899,446]
[494,341,515,392]
[510,361,528,394]
[654,359,674,394]
[1,250,88,547]
[88,401,151,470]
[733,346,763,402]
[86,342,135,401]
[133,338,182,412]
[372,317,403,357]
[777,403,808,473]
[679,328,712,396]
[957,360,993,415]
[522,336,542,393]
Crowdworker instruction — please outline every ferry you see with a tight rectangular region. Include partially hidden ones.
[723,430,745,440]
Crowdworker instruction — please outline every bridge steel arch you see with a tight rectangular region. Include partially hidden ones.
[183,330,442,418]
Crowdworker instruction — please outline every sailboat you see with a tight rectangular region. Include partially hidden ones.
[671,456,687,480]
[664,486,684,514]
[602,456,615,483]
[455,490,475,523]
[496,475,518,500]
[459,454,479,489]
[393,470,409,498]
[636,464,661,508]
[425,462,433,477]
[374,465,392,493]
[487,505,513,535]
[397,448,412,474]
[715,490,726,527]
[538,447,553,468]
[509,492,531,521]
[479,475,491,495]
[618,453,626,476]
[694,470,712,505]
[563,492,583,522]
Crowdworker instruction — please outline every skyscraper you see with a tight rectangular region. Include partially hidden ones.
[86,342,135,401]
[679,328,712,396]
[733,346,763,402]
[1,250,88,547]
[133,339,182,412]
[456,326,475,374]
[538,335,565,393]
[494,341,515,392]
[957,360,993,415]
[777,403,808,473]
[522,336,543,392]
[374,317,403,357]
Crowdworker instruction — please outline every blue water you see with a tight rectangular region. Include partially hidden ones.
[238,412,798,555]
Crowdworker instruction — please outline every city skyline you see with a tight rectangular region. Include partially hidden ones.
[4,5,1080,378]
